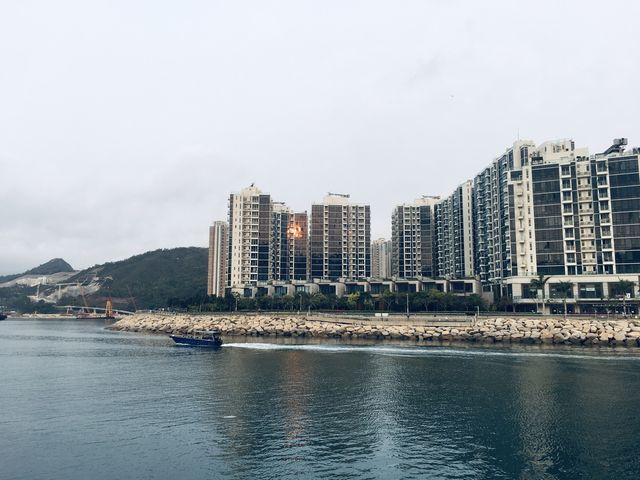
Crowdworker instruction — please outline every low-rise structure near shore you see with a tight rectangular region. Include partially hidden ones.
[230,277,482,299]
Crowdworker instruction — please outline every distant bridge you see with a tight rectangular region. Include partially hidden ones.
[55,305,135,316]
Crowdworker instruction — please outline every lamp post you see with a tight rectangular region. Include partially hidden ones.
[406,293,410,319]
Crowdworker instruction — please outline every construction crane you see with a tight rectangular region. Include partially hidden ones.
[105,298,114,318]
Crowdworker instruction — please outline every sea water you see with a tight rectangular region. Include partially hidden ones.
[1,318,640,479]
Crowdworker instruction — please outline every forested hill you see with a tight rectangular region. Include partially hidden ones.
[69,247,208,310]
[26,258,74,275]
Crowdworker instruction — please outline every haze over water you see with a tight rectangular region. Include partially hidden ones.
[1,319,639,479]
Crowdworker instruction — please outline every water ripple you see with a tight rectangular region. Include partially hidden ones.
[1,319,640,479]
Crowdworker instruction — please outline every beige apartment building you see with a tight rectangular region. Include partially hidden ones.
[207,221,228,297]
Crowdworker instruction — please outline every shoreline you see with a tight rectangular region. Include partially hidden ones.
[109,313,640,347]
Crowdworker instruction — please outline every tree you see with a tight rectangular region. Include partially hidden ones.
[530,274,550,314]
[280,295,295,311]
[495,296,513,312]
[347,292,361,310]
[310,293,328,310]
[609,280,635,298]
[293,292,310,312]
[609,280,635,316]
[378,289,394,311]
[464,294,485,312]
[427,289,445,311]
[412,291,428,312]
[554,281,573,319]
[238,297,256,311]
[231,292,241,311]
[359,291,374,310]
[256,294,272,311]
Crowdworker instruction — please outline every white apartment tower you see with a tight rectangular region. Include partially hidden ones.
[228,185,273,288]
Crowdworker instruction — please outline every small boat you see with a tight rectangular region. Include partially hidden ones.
[170,330,223,347]
[0,313,7,321]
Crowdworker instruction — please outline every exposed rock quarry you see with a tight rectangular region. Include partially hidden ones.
[109,313,640,347]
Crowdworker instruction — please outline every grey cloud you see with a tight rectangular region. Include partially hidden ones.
[2,0,640,274]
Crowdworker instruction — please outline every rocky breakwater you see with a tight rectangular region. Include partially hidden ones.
[109,313,640,347]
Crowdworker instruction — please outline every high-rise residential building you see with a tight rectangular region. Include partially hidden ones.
[228,185,273,288]
[472,140,530,287]
[288,212,309,281]
[371,238,392,279]
[462,137,640,304]
[472,138,591,288]
[503,138,640,277]
[207,221,229,297]
[271,204,310,281]
[391,196,439,278]
[271,202,291,281]
[310,193,370,280]
[435,181,474,278]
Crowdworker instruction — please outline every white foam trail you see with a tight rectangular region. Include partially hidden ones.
[222,415,236,419]
[222,342,640,361]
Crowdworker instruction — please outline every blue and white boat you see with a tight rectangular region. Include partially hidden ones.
[170,331,223,347]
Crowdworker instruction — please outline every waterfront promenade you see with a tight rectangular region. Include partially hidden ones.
[110,313,640,347]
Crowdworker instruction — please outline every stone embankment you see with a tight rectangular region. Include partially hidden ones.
[109,313,640,347]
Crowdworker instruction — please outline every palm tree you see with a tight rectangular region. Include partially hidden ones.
[554,281,574,319]
[530,274,550,314]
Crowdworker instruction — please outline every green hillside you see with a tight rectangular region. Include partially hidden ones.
[69,247,207,310]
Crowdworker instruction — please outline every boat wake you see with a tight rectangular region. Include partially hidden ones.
[222,342,640,361]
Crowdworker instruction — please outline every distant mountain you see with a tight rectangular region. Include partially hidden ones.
[67,247,207,310]
[25,258,74,275]
[0,248,207,312]
[0,258,75,283]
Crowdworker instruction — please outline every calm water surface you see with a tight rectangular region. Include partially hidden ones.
[1,318,640,479]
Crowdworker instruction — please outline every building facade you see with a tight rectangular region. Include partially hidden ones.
[219,138,640,311]
[371,238,392,279]
[207,221,229,297]
[271,202,291,281]
[391,196,438,278]
[435,181,474,278]
[467,137,640,310]
[310,193,371,280]
[270,204,310,282]
[228,185,273,288]
[288,212,310,281]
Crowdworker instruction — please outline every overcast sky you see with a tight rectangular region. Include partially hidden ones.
[2,0,640,274]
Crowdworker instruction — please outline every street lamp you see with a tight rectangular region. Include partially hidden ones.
[406,293,410,319]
